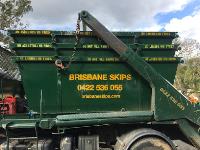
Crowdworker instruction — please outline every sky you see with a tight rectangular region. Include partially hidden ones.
[21,0,200,43]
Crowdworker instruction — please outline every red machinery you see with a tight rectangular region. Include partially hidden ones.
[0,96,16,114]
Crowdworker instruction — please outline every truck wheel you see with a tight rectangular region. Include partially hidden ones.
[115,128,176,150]
[129,137,172,150]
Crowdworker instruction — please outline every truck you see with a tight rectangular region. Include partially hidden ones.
[0,10,199,150]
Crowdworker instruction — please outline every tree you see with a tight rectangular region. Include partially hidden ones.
[0,0,32,46]
[173,38,200,99]
[174,57,200,98]
[173,38,200,59]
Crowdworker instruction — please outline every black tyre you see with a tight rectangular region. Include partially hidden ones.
[129,137,173,150]
[115,128,176,150]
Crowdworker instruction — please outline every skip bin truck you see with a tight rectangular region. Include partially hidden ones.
[0,11,199,150]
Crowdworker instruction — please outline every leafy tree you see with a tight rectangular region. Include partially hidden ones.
[174,57,200,97]
[0,0,32,45]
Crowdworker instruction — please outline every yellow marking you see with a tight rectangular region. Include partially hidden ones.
[160,88,185,110]
[96,84,109,91]
[144,57,178,62]
[77,84,95,91]
[110,84,123,91]
[19,57,53,61]
[82,44,109,49]
[69,74,132,81]
[16,43,53,48]
[79,31,94,36]
[87,57,120,62]
[77,84,112,91]
[140,32,172,36]
[14,30,51,35]
[81,94,120,99]
[109,74,132,80]
[91,57,98,61]
[144,44,174,49]
[76,84,124,99]
[69,74,108,81]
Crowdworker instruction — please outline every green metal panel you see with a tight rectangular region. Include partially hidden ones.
[17,61,152,113]
[19,63,60,112]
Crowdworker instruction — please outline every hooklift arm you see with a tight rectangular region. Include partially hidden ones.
[79,10,200,148]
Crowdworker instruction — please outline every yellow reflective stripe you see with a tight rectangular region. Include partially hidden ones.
[15,30,51,35]
[144,44,174,49]
[144,57,177,62]
[140,32,172,36]
[16,43,53,48]
[82,44,109,49]
[17,57,53,61]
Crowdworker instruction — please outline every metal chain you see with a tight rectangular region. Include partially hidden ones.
[66,15,81,69]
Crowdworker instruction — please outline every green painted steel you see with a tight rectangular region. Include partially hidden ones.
[55,111,153,128]
[177,119,200,148]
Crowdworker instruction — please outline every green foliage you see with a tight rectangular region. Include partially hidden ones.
[0,0,32,45]
[174,57,200,96]
[0,0,32,29]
